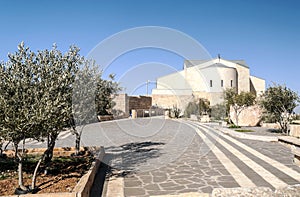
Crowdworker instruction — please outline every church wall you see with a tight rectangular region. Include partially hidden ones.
[250,76,265,96]
[235,64,250,93]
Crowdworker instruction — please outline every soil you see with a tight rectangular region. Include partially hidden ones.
[0,152,94,196]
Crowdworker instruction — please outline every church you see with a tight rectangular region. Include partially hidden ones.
[152,57,265,110]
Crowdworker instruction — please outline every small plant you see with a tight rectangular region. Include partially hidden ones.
[235,129,254,132]
[228,124,241,128]
[172,105,181,118]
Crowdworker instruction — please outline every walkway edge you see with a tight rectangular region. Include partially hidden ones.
[74,146,105,197]
[215,126,278,142]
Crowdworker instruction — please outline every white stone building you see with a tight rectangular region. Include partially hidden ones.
[152,58,265,110]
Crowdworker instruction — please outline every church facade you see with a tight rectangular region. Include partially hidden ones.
[152,58,265,110]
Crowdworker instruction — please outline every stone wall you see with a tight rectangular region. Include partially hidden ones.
[230,105,262,126]
[112,94,129,118]
[152,94,194,111]
[113,94,153,118]
[129,96,152,111]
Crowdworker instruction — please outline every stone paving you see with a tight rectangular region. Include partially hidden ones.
[19,117,300,196]
[95,119,300,196]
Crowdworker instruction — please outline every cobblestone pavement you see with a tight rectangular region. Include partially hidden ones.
[89,118,300,196]
[19,117,300,196]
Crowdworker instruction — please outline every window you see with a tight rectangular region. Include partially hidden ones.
[230,80,233,87]
[221,80,223,87]
[210,80,213,87]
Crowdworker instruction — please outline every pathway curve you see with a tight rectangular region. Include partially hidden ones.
[89,118,300,196]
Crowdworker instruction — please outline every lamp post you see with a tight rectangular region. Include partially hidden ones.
[146,80,150,95]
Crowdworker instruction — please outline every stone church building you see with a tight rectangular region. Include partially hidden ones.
[152,57,265,110]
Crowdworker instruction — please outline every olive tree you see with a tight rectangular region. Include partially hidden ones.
[224,88,256,126]
[95,74,121,116]
[71,60,99,155]
[31,45,80,189]
[259,84,300,134]
[0,42,82,192]
[71,63,120,155]
[0,42,42,191]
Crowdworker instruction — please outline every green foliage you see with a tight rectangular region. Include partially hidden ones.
[261,113,278,123]
[199,98,210,115]
[184,101,199,118]
[235,129,254,132]
[168,105,181,118]
[210,103,227,120]
[0,42,120,191]
[259,84,300,134]
[0,42,42,145]
[228,124,241,128]
[184,98,210,118]
[96,74,121,116]
[224,88,256,126]
[71,60,120,155]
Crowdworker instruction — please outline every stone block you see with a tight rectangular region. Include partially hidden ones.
[230,105,262,126]
[261,123,281,129]
[290,124,300,138]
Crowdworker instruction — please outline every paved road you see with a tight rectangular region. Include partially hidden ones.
[21,118,300,196]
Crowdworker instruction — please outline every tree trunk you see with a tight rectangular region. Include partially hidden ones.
[44,132,57,174]
[31,157,43,190]
[14,142,27,191]
[234,108,239,126]
[75,132,80,155]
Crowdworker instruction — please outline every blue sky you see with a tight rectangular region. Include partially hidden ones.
[0,0,299,111]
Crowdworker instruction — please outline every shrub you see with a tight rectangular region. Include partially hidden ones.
[184,102,199,118]
[228,124,241,128]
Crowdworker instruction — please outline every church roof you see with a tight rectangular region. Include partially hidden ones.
[184,59,249,68]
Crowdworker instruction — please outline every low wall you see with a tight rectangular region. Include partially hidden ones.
[261,123,281,130]
[290,124,300,138]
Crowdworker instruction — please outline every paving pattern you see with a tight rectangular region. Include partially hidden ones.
[15,117,300,196]
[88,118,300,196]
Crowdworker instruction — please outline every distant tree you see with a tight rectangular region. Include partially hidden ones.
[224,88,256,126]
[95,74,121,116]
[184,101,199,118]
[210,103,227,120]
[168,105,181,118]
[259,84,300,134]
[198,98,210,115]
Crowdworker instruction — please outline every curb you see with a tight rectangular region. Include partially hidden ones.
[73,146,105,197]
[215,126,278,142]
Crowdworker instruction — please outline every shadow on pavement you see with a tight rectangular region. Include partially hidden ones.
[90,141,165,196]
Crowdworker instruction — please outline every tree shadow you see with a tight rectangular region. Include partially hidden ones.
[90,141,165,197]
[105,141,165,177]
[267,128,282,134]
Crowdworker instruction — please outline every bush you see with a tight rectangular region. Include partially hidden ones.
[184,102,199,118]
[210,103,226,120]
[168,106,181,118]
[228,124,241,128]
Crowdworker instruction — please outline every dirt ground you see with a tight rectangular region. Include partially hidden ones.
[0,152,94,196]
